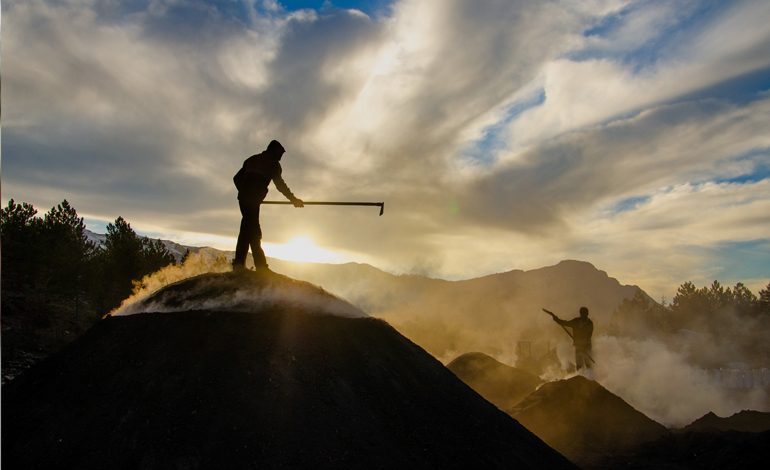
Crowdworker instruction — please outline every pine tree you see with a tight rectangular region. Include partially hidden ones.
[671,281,709,328]
[730,282,757,315]
[1,199,44,300]
[609,288,671,337]
[758,282,770,315]
[92,217,174,312]
[41,200,97,299]
[94,217,145,311]
[141,238,176,274]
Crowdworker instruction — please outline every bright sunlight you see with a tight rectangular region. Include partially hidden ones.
[263,236,346,264]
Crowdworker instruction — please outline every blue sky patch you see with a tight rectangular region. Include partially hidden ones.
[676,66,770,106]
[706,239,770,286]
[715,148,770,185]
[609,195,652,214]
[278,0,392,16]
[462,89,546,165]
[574,0,727,71]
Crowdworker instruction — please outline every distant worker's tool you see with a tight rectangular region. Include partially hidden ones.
[543,308,596,367]
[262,200,385,216]
[543,309,575,340]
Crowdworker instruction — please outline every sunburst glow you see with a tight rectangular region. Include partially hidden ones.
[263,236,346,264]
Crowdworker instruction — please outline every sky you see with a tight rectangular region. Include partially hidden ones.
[3,0,770,300]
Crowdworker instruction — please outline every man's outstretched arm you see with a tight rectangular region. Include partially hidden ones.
[272,172,304,207]
[544,309,566,325]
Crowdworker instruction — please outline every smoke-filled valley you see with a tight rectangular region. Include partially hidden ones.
[270,258,770,427]
[104,247,770,428]
[3,205,769,467]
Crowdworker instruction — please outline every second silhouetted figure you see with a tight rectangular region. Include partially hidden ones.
[233,140,303,271]
[546,307,594,370]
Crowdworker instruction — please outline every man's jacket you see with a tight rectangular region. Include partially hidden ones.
[234,151,296,202]
[556,317,593,349]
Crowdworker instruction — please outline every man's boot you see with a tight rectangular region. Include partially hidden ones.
[252,243,270,273]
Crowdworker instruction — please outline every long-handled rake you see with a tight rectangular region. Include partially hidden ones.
[262,200,385,216]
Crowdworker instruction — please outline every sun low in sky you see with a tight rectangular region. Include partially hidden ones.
[2,0,769,299]
[264,236,349,264]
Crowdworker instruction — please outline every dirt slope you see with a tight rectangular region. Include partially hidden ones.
[3,271,573,470]
[447,352,542,410]
[509,375,668,466]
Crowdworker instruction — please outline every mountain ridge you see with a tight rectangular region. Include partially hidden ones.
[682,410,770,433]
[86,227,650,361]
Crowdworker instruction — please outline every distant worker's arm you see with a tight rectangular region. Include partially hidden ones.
[543,308,564,324]
[272,172,304,207]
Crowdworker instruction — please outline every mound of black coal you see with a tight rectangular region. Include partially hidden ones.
[114,270,366,318]
[447,352,542,410]
[596,430,770,469]
[683,410,770,433]
[509,375,668,467]
[2,272,573,469]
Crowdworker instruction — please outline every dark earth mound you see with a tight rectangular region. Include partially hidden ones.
[115,270,365,318]
[509,375,668,467]
[447,352,542,410]
[683,410,770,433]
[595,430,770,469]
[2,272,574,469]
[2,291,101,383]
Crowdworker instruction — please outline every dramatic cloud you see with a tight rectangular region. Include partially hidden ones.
[3,0,769,298]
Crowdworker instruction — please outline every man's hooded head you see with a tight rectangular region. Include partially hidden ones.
[266,140,285,159]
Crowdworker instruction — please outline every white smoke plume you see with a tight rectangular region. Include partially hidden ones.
[588,335,769,427]
[527,335,769,428]
[110,250,231,316]
[110,251,366,319]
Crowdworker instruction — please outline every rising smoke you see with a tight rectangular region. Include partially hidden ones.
[111,251,366,319]
[592,335,769,427]
[111,255,768,426]
[110,250,231,315]
[270,259,770,427]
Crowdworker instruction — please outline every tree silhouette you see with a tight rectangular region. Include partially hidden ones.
[758,282,770,315]
[2,200,179,380]
[1,199,44,298]
[41,200,97,302]
[609,288,671,337]
[92,216,175,312]
[731,282,757,314]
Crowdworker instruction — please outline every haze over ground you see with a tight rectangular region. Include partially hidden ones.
[3,0,770,300]
[110,251,768,428]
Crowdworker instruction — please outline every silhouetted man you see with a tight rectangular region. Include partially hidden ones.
[233,140,303,271]
[549,307,594,370]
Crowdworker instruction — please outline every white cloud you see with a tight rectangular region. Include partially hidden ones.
[504,1,770,153]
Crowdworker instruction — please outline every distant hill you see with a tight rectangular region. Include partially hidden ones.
[509,376,669,467]
[271,259,648,361]
[82,230,652,362]
[85,229,196,261]
[2,271,574,469]
[683,410,770,434]
[447,352,542,411]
